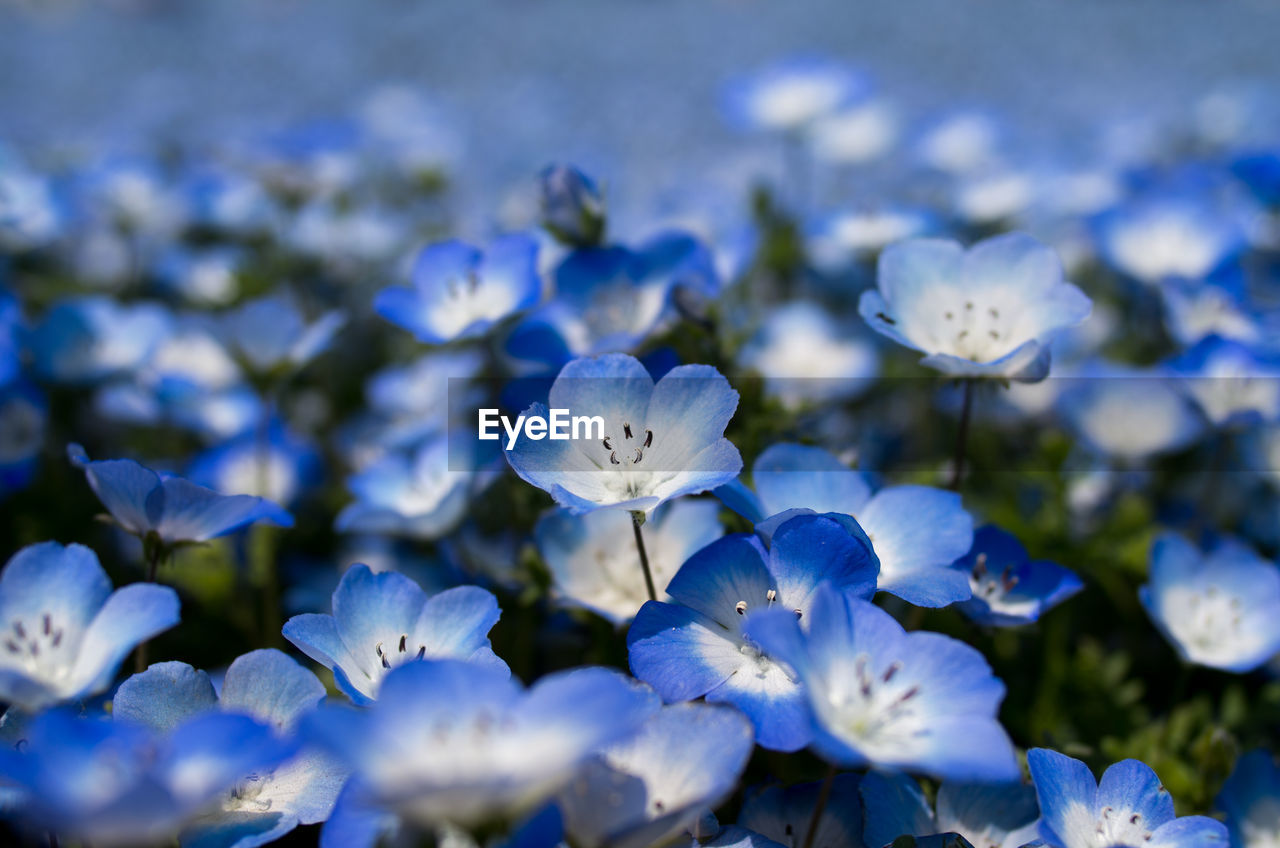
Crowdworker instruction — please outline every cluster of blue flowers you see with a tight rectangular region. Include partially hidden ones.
[4,42,1280,848]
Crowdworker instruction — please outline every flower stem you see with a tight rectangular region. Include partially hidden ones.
[948,379,975,491]
[631,512,658,602]
[134,541,164,673]
[802,764,838,848]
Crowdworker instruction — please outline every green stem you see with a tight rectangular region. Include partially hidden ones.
[631,512,658,602]
[134,541,164,673]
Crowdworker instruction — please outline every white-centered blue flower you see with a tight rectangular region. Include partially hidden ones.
[738,301,880,410]
[859,232,1091,382]
[1057,363,1205,463]
[536,498,723,624]
[219,294,346,375]
[28,297,172,384]
[718,442,974,607]
[113,649,348,848]
[0,542,179,712]
[283,562,506,704]
[188,419,323,507]
[1028,748,1228,848]
[69,443,293,548]
[305,659,659,832]
[722,56,869,134]
[375,234,541,344]
[628,514,879,751]
[1140,533,1280,672]
[1166,336,1280,428]
[950,525,1083,627]
[1216,750,1280,848]
[336,437,480,540]
[745,583,1020,781]
[1094,192,1250,286]
[558,702,755,848]
[507,353,742,515]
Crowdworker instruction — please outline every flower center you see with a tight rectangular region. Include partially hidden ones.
[969,552,1020,601]
[374,633,428,672]
[836,654,922,741]
[2,612,69,680]
[599,421,654,468]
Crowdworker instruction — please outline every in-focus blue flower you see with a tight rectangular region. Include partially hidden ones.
[950,525,1083,627]
[1140,533,1280,672]
[860,770,1040,848]
[737,301,879,410]
[536,498,723,624]
[1216,750,1280,848]
[1057,363,1205,463]
[507,353,741,515]
[0,541,179,712]
[745,582,1019,780]
[738,773,864,848]
[1166,336,1280,428]
[506,232,719,369]
[375,234,541,344]
[188,419,323,507]
[859,232,1091,382]
[558,702,754,848]
[540,164,606,248]
[0,706,293,846]
[305,659,658,832]
[69,443,293,550]
[0,381,46,496]
[1094,191,1250,286]
[219,294,346,375]
[722,56,868,134]
[336,438,481,540]
[628,514,878,751]
[718,443,974,607]
[28,296,172,384]
[283,562,506,704]
[113,649,347,848]
[1028,748,1228,848]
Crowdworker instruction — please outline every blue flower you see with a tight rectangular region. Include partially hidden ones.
[219,294,346,375]
[113,649,347,848]
[1166,336,1280,428]
[1161,275,1267,349]
[505,233,718,369]
[1216,750,1280,848]
[558,702,755,848]
[738,773,864,848]
[0,708,293,846]
[283,562,506,704]
[187,419,323,507]
[540,164,606,248]
[536,498,724,624]
[0,541,179,712]
[507,353,741,515]
[1094,190,1249,286]
[0,287,21,387]
[859,232,1091,382]
[860,770,1040,848]
[722,55,869,134]
[305,659,658,832]
[1140,533,1280,672]
[628,514,878,751]
[336,438,481,540]
[1057,363,1205,463]
[0,381,46,497]
[950,525,1083,627]
[68,443,293,549]
[745,582,1019,780]
[718,443,974,607]
[28,296,172,384]
[737,301,880,410]
[1027,748,1228,848]
[375,234,541,344]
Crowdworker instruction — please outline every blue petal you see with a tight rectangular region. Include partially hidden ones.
[861,771,934,846]
[153,477,292,542]
[1028,748,1099,848]
[0,542,111,640]
[220,649,327,729]
[69,582,181,698]
[411,585,505,670]
[767,513,879,608]
[860,486,973,606]
[750,443,872,519]
[1096,759,1175,830]
[704,663,810,752]
[664,533,773,625]
[628,601,742,702]
[113,661,219,732]
[68,445,162,535]
[1148,817,1229,848]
